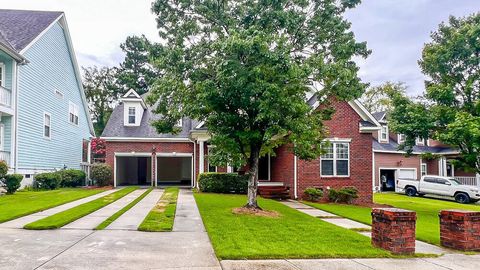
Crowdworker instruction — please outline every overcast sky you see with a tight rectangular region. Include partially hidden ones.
[1,0,480,95]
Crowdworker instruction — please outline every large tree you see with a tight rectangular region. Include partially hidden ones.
[388,14,480,174]
[117,35,159,95]
[148,0,370,208]
[82,66,121,135]
[361,81,407,113]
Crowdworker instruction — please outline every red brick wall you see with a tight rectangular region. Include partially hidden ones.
[270,144,295,196]
[426,159,439,175]
[296,100,374,203]
[374,152,421,189]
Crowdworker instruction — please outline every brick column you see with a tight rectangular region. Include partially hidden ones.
[371,208,416,254]
[439,210,480,251]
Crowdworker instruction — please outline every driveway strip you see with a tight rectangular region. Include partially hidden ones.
[62,189,147,230]
[0,188,120,229]
[106,188,163,230]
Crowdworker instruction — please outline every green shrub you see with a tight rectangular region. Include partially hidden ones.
[1,174,23,194]
[58,169,86,187]
[0,160,8,179]
[91,163,112,186]
[303,187,323,201]
[198,173,248,194]
[34,172,62,190]
[328,187,359,204]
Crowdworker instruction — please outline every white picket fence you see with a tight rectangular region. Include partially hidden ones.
[455,176,480,188]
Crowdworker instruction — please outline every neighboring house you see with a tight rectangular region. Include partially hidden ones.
[101,90,381,203]
[0,10,94,186]
[372,111,478,192]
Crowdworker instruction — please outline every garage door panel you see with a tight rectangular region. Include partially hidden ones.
[398,169,416,180]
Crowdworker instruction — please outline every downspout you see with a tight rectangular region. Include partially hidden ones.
[191,138,196,188]
[294,155,298,199]
[372,150,375,192]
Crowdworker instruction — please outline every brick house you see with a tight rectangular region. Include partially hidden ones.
[372,111,479,192]
[101,90,381,203]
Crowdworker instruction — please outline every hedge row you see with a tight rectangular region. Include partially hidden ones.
[198,173,248,194]
[34,169,86,190]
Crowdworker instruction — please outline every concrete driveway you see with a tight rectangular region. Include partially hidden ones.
[0,189,220,270]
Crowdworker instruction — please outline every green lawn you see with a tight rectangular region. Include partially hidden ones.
[24,187,138,230]
[95,188,153,230]
[0,188,106,223]
[305,193,480,246]
[138,187,179,232]
[194,193,392,259]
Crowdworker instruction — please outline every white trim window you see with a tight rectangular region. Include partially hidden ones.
[0,63,4,87]
[421,163,427,176]
[207,147,216,173]
[176,118,183,127]
[69,102,79,125]
[321,142,350,177]
[379,125,389,142]
[397,134,405,144]
[128,107,136,124]
[44,113,51,139]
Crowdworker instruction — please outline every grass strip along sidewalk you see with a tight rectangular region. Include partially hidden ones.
[194,193,393,260]
[305,193,480,246]
[95,188,153,230]
[138,187,179,232]
[24,187,138,230]
[0,188,106,223]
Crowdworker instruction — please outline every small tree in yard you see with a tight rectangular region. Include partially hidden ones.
[388,14,480,174]
[149,0,369,209]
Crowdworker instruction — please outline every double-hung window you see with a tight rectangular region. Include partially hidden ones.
[128,107,136,124]
[69,102,79,125]
[321,142,350,177]
[421,163,427,176]
[44,113,51,139]
[380,125,388,142]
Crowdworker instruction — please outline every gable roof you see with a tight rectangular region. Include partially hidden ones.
[372,111,387,122]
[307,94,381,131]
[0,9,63,53]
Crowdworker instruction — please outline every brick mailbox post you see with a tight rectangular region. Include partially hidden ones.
[371,208,416,255]
[439,210,480,251]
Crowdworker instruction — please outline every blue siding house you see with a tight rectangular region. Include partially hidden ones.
[0,10,94,186]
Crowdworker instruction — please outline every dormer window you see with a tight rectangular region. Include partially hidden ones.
[379,125,389,143]
[176,118,182,127]
[398,134,405,144]
[128,107,136,124]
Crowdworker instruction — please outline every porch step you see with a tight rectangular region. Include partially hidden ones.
[258,185,291,200]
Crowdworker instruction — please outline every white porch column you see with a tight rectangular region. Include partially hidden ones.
[476,174,480,190]
[227,165,233,173]
[199,140,205,174]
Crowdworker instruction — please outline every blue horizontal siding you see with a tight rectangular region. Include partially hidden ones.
[0,51,13,90]
[17,22,91,170]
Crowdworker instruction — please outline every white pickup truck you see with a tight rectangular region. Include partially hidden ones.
[396,175,480,204]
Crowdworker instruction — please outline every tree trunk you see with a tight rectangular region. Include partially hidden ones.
[245,146,261,209]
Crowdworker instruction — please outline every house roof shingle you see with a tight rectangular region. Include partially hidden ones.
[0,9,63,52]
[372,139,456,154]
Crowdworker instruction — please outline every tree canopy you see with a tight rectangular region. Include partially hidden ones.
[361,81,407,113]
[388,14,480,173]
[117,35,159,95]
[82,66,121,135]
[148,0,369,208]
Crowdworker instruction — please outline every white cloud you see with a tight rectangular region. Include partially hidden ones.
[0,0,159,67]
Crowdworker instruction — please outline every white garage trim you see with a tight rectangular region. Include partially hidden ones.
[156,152,193,157]
[155,153,194,187]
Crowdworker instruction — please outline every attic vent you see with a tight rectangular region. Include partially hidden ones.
[54,89,64,99]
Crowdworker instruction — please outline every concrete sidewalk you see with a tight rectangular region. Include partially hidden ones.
[106,188,163,230]
[173,188,206,232]
[0,188,120,229]
[62,188,148,230]
[221,254,480,270]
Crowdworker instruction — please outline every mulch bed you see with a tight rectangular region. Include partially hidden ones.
[232,207,281,218]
